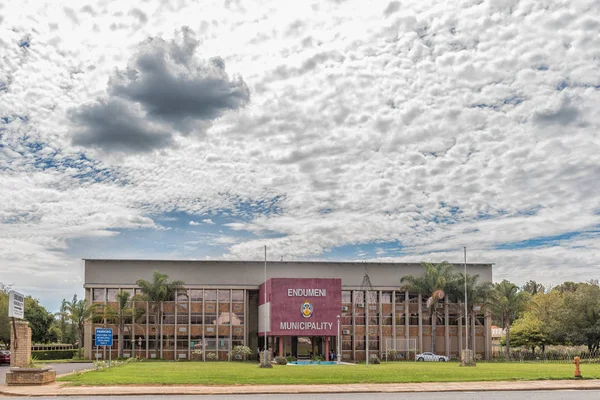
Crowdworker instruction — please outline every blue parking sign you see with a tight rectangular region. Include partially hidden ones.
[95,328,113,346]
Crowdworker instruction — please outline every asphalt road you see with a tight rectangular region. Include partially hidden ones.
[4,392,600,400]
[0,362,93,386]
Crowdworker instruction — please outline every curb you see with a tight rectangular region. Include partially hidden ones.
[1,380,600,397]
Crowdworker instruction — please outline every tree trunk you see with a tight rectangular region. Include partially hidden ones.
[118,325,123,357]
[504,324,511,360]
[431,309,437,353]
[77,325,82,359]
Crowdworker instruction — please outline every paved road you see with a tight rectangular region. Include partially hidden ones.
[4,392,600,400]
[0,363,93,386]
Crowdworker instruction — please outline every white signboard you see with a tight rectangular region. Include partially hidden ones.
[8,291,25,319]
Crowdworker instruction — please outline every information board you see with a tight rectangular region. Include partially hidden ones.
[8,291,25,319]
[95,328,113,346]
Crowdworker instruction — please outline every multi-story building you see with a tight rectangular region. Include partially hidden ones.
[83,259,493,361]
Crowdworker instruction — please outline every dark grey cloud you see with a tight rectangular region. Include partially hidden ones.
[384,1,401,17]
[532,96,580,126]
[70,27,249,153]
[70,100,173,153]
[128,8,148,24]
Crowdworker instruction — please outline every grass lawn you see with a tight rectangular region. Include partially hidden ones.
[57,361,600,386]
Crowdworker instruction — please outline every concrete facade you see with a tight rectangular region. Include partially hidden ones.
[83,259,493,361]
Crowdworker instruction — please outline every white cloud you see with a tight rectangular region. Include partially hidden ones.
[0,0,599,310]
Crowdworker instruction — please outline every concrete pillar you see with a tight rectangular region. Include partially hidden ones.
[278,336,283,357]
[10,320,32,368]
[325,337,330,360]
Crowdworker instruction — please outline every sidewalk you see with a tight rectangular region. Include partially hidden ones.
[2,379,600,397]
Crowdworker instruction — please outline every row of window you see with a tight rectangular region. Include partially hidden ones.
[342,291,430,304]
[341,315,486,326]
[91,335,243,351]
[92,288,245,303]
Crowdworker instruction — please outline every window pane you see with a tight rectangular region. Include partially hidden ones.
[107,289,118,302]
[190,290,203,301]
[177,289,188,301]
[92,289,105,302]
[232,290,244,302]
[218,290,230,302]
[205,290,217,301]
[381,292,392,303]
[342,291,352,303]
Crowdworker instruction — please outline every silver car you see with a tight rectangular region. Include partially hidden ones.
[416,352,448,362]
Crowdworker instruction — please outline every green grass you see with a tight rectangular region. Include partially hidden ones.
[57,361,600,386]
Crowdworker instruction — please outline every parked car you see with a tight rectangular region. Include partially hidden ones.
[416,352,448,362]
[0,350,10,365]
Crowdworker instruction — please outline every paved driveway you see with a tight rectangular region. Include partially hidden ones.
[0,362,93,385]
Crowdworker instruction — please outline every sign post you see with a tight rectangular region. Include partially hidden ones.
[95,328,113,366]
[8,291,25,350]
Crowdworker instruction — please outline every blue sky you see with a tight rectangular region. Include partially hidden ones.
[1,0,600,312]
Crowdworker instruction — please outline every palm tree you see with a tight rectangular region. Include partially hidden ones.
[491,280,529,359]
[65,295,98,359]
[401,261,457,353]
[100,290,144,357]
[135,271,185,358]
[449,274,494,355]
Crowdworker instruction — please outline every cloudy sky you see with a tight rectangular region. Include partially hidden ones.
[1,0,599,311]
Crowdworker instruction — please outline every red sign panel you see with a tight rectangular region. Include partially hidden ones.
[261,278,342,336]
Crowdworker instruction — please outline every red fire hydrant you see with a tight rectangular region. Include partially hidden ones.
[573,356,582,379]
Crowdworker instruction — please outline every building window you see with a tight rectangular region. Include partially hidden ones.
[190,290,203,301]
[176,289,188,301]
[342,291,352,303]
[395,291,405,303]
[355,291,365,304]
[107,289,119,302]
[205,290,217,302]
[367,291,378,304]
[232,290,244,302]
[218,290,230,302]
[381,292,392,303]
[92,289,105,302]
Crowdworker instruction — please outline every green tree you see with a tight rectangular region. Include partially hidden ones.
[0,287,54,346]
[449,273,494,352]
[24,297,54,343]
[522,280,545,296]
[491,280,529,359]
[558,283,600,352]
[100,290,144,357]
[135,271,185,358]
[65,295,98,359]
[510,312,551,352]
[401,261,457,353]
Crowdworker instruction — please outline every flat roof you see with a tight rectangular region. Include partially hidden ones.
[83,258,492,266]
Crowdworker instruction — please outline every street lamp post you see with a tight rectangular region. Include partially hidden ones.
[336,315,341,364]
[464,246,469,365]
[263,245,268,367]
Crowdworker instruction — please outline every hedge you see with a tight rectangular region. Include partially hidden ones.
[32,349,76,360]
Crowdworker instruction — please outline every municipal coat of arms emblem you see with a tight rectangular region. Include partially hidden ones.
[301,300,313,318]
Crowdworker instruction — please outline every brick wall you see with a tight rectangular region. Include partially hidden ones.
[10,320,32,368]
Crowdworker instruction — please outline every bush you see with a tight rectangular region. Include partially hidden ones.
[205,352,218,361]
[31,349,76,360]
[274,356,287,365]
[371,357,381,364]
[286,356,297,362]
[231,345,252,361]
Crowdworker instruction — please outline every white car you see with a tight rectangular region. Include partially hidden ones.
[416,352,449,362]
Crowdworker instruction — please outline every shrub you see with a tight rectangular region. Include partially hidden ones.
[259,361,273,368]
[31,349,76,360]
[286,356,297,362]
[371,357,381,364]
[274,356,287,365]
[205,352,218,361]
[231,345,252,361]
